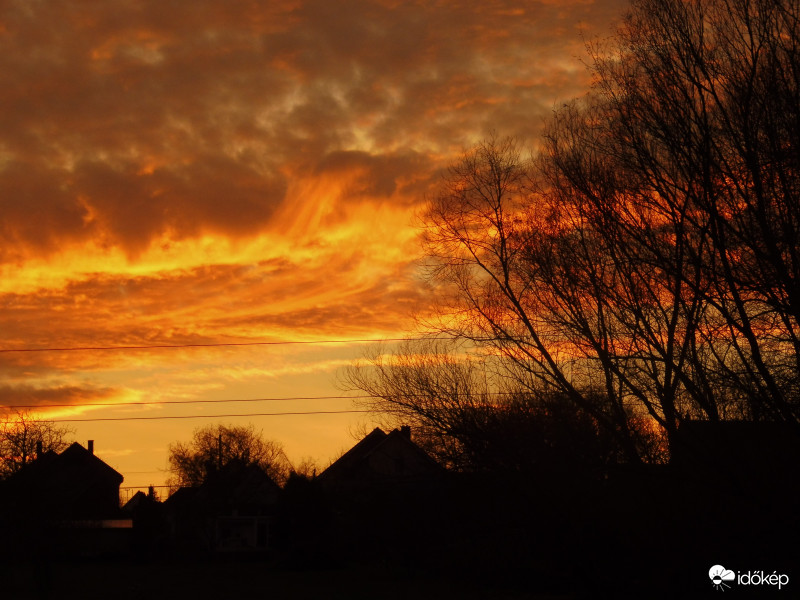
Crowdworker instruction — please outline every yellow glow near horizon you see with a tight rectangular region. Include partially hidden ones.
[0,0,630,490]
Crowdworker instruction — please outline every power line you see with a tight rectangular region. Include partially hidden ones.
[0,337,435,354]
[1,390,535,412]
[4,394,370,410]
[2,389,599,412]
[50,409,370,423]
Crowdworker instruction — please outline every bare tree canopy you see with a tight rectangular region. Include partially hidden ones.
[538,0,800,435]
[342,340,663,472]
[347,0,800,467]
[168,423,291,487]
[0,410,73,479]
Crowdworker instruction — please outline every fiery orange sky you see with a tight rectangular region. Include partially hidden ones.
[0,0,627,492]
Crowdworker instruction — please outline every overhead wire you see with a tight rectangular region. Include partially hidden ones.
[0,335,510,423]
[49,409,371,423]
[3,394,373,410]
[0,336,445,353]
[1,390,534,412]
[0,337,438,419]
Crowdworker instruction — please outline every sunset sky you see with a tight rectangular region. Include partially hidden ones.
[0,0,627,492]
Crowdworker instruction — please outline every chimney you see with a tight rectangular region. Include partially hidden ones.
[36,440,43,458]
[400,425,411,439]
[88,439,94,455]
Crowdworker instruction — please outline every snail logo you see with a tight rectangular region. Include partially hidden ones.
[709,565,736,591]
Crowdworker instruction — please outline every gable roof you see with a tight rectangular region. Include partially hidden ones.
[318,427,389,482]
[317,427,442,485]
[672,420,800,467]
[164,460,281,512]
[57,442,124,484]
[195,460,281,507]
[1,441,124,518]
[8,442,123,487]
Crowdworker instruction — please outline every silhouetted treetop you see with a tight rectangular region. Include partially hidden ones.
[168,423,291,488]
[0,410,73,479]
[347,0,800,468]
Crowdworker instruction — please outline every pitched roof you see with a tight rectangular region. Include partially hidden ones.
[122,490,154,512]
[57,442,124,483]
[673,420,800,466]
[317,427,442,485]
[317,427,389,482]
[8,442,122,488]
[195,460,281,507]
[164,460,280,511]
[1,441,124,518]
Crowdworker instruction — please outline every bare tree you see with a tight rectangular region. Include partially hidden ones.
[342,339,647,471]
[0,410,73,479]
[346,0,800,468]
[344,339,500,469]
[167,423,291,487]
[546,0,800,428]
[419,136,650,462]
[290,456,320,479]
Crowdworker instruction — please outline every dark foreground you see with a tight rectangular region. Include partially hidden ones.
[1,559,568,600]
[2,465,797,599]
[1,545,794,600]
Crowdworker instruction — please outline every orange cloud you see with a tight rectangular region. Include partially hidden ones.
[0,384,119,409]
[0,0,626,261]
[0,0,630,480]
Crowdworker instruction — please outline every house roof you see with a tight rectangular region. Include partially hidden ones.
[58,442,124,483]
[195,460,281,507]
[122,490,155,512]
[317,427,389,482]
[673,420,800,466]
[164,460,281,511]
[317,427,442,485]
[163,485,199,510]
[8,442,122,488]
[1,441,124,518]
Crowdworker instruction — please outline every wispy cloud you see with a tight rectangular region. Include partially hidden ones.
[0,0,628,472]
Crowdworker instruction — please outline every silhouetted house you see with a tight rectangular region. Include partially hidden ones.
[310,428,444,564]
[122,486,167,554]
[3,440,124,519]
[0,440,129,557]
[671,420,800,492]
[122,489,153,513]
[317,427,442,489]
[163,460,280,553]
